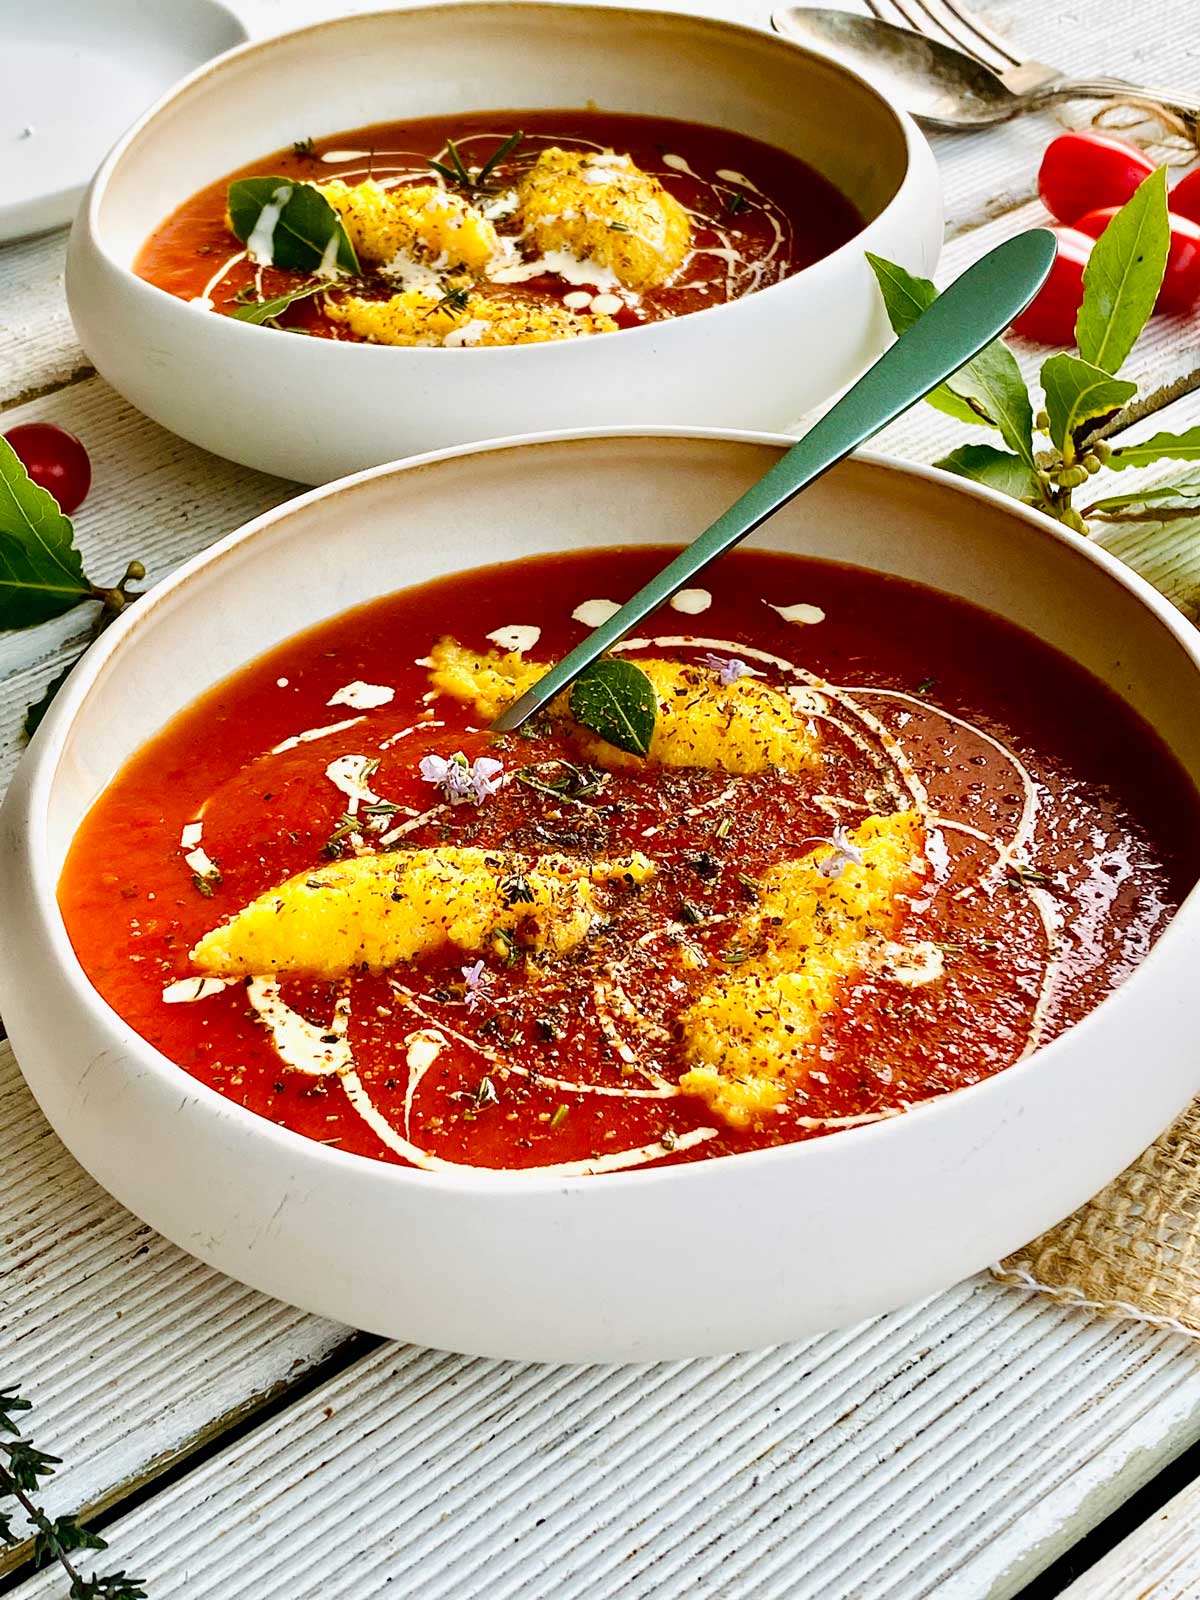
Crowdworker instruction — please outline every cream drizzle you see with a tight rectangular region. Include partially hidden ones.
[200,625,1065,1170]
[328,681,395,710]
[402,1029,445,1135]
[613,632,1060,1056]
[162,976,236,1004]
[243,980,707,1173]
[378,718,445,752]
[270,717,364,755]
[769,601,826,625]
[296,129,786,323]
[573,598,620,627]
[324,755,381,809]
[246,184,293,266]
[246,978,351,1075]
[486,624,541,654]
[192,249,246,310]
[389,986,678,1100]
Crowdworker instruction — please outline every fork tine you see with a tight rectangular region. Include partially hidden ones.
[862,0,904,22]
[916,0,1025,69]
[876,0,998,67]
[876,0,1019,74]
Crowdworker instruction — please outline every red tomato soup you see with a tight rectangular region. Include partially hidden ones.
[134,111,862,345]
[59,549,1199,1177]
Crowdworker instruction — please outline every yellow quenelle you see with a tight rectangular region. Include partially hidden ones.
[427,639,821,773]
[679,813,926,1126]
[317,179,501,272]
[191,847,655,979]
[516,149,692,290]
[327,287,616,348]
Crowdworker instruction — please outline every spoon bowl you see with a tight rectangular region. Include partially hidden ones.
[771,8,1025,128]
[772,6,1200,134]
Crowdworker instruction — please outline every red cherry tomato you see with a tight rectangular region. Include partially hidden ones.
[2,423,92,515]
[1075,206,1200,315]
[1011,227,1093,345]
[1037,131,1157,223]
[1169,167,1200,227]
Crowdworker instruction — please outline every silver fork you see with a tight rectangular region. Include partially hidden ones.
[863,0,1200,130]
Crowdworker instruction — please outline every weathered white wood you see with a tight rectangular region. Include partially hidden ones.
[9,1280,1200,1600]
[3,1,1200,1595]
[0,1037,355,1504]
[1060,1474,1200,1598]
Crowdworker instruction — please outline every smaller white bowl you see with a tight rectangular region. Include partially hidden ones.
[65,4,942,483]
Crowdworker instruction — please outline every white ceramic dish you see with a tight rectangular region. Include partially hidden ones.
[64,4,942,484]
[0,0,246,244]
[5,429,1199,1364]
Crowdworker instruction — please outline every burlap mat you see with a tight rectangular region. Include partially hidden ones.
[993,1099,1200,1336]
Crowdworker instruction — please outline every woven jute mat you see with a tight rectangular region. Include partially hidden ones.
[993,1100,1200,1337]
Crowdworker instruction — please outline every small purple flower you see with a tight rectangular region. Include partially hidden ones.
[816,824,864,880]
[461,959,490,1009]
[420,751,505,805]
[701,652,752,687]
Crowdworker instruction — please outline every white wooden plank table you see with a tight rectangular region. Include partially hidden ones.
[2,0,1200,1595]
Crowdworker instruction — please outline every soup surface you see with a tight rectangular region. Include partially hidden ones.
[135,111,862,346]
[59,548,1199,1176]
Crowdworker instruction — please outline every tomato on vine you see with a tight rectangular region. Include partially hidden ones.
[1010,227,1093,345]
[1075,206,1200,315]
[1037,132,1156,224]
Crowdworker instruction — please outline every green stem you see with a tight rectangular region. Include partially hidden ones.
[0,1462,84,1589]
[1086,503,1200,522]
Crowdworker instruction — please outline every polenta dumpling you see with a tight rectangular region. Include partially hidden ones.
[327,287,616,348]
[679,813,926,1126]
[427,639,820,773]
[318,179,502,273]
[191,846,655,979]
[516,149,692,291]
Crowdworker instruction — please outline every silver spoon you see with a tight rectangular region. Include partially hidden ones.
[771,7,1200,133]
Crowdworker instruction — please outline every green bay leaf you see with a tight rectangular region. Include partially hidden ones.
[1076,165,1169,375]
[231,279,326,325]
[865,252,1034,460]
[1109,425,1200,469]
[0,438,90,630]
[934,443,1041,502]
[568,658,657,758]
[1040,353,1137,456]
[866,254,983,426]
[949,339,1036,466]
[1087,469,1200,514]
[227,177,360,275]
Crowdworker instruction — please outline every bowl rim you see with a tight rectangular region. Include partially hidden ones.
[19,425,1200,1198]
[80,0,936,360]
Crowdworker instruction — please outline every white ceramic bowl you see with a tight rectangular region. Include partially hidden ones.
[65,4,941,484]
[5,431,1199,1363]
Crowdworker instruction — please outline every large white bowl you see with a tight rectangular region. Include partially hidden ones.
[65,4,941,483]
[4,431,1199,1363]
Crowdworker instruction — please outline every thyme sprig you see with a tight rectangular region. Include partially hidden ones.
[428,130,523,193]
[0,1385,147,1598]
[425,283,471,320]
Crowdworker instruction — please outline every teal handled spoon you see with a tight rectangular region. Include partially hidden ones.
[491,227,1055,734]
